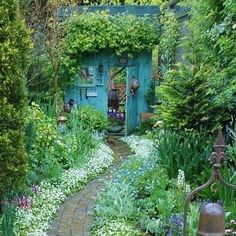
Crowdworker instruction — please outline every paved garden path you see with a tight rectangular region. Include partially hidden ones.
[47,138,133,236]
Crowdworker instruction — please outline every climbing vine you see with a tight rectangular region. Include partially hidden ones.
[61,11,160,77]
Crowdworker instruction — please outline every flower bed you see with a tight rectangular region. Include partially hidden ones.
[92,135,195,236]
[14,142,113,236]
[121,135,156,158]
[93,133,236,235]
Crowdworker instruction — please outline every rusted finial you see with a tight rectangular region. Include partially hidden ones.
[210,128,227,166]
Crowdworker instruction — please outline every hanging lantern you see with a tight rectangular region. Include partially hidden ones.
[198,202,225,236]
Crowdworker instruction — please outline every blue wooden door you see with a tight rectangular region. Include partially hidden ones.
[126,67,138,135]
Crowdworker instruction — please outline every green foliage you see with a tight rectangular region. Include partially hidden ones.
[218,164,236,207]
[0,206,16,236]
[187,204,199,236]
[0,0,31,203]
[156,0,236,132]
[61,11,160,77]
[156,63,225,133]
[155,130,214,182]
[66,110,96,167]
[186,0,236,112]
[158,10,180,79]
[92,219,145,236]
[26,103,62,183]
[26,103,97,183]
[145,79,156,111]
[69,106,108,132]
[94,181,136,226]
[99,0,166,5]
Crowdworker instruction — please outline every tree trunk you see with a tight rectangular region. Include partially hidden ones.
[52,64,59,114]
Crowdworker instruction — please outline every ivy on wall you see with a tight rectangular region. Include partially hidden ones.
[60,11,160,76]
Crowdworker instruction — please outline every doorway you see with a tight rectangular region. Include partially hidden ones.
[107,66,139,135]
[107,66,126,135]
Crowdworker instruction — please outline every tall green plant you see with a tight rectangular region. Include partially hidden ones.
[66,111,96,168]
[68,106,108,132]
[158,10,180,79]
[183,0,236,112]
[157,62,224,133]
[0,206,16,236]
[0,0,31,212]
[157,0,236,132]
[156,130,214,182]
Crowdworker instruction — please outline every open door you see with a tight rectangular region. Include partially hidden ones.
[126,67,138,135]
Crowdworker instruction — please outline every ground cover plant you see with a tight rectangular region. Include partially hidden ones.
[14,140,113,235]
[92,134,236,235]
[92,136,193,235]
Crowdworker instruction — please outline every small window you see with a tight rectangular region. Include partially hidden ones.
[78,66,94,86]
[96,63,104,85]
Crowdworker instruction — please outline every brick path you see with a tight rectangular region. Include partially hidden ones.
[47,138,132,236]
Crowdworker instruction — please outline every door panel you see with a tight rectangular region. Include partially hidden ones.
[126,67,138,135]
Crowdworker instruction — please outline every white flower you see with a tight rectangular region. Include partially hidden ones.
[122,135,155,158]
[14,140,113,235]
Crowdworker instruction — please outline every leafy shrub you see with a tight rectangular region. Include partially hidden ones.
[92,219,145,236]
[26,103,61,183]
[65,114,96,168]
[26,103,98,183]
[156,63,225,133]
[94,181,136,226]
[0,0,31,208]
[68,106,108,132]
[61,11,159,78]
[155,130,214,183]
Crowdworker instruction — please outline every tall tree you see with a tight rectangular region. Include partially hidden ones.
[20,0,74,114]
[0,0,31,211]
[157,0,235,133]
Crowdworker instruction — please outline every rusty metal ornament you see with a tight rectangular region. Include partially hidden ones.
[198,203,225,236]
[183,128,236,236]
[209,128,227,169]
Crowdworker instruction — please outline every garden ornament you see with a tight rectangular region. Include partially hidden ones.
[198,202,225,235]
[182,128,236,236]
[130,76,140,96]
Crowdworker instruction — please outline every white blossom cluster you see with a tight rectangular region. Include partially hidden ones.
[122,135,156,158]
[14,142,113,236]
[61,169,87,195]
[177,169,191,195]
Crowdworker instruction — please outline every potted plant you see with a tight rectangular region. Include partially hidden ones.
[107,110,125,133]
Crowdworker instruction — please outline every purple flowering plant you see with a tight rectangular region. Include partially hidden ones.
[18,195,32,209]
[107,110,125,126]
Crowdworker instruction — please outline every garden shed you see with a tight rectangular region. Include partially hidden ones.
[62,5,160,135]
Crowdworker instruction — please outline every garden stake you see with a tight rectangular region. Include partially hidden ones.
[183,128,236,235]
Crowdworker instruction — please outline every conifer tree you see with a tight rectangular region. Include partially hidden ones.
[0,0,31,211]
[157,0,232,133]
